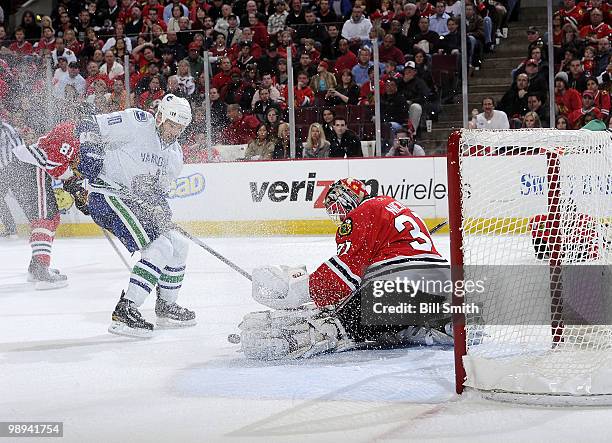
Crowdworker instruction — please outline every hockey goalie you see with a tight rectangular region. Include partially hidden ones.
[238,178,453,360]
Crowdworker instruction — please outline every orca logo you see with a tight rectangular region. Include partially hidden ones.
[134,110,148,123]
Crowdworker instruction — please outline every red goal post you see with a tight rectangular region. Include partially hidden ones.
[446,129,612,405]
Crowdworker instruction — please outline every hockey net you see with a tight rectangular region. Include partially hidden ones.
[447,129,612,405]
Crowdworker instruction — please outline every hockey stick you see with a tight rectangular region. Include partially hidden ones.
[172,225,253,281]
[429,220,448,234]
[101,228,132,272]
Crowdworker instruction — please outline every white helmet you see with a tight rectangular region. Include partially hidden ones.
[155,94,192,127]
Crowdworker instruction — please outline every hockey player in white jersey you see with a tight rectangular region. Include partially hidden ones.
[75,94,195,337]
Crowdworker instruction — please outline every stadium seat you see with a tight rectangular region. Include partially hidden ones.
[295,107,320,126]
[431,54,458,99]
[331,105,348,120]
[347,104,373,124]
[361,123,375,141]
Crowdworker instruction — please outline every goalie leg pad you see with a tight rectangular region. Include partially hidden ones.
[238,304,356,360]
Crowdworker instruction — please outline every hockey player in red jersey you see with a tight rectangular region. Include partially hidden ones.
[2,119,83,290]
[238,178,453,360]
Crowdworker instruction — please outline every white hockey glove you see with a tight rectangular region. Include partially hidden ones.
[251,265,311,309]
[238,303,357,360]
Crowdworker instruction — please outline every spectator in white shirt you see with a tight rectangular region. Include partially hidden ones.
[101,23,133,53]
[56,61,86,97]
[445,0,462,17]
[176,60,195,96]
[469,97,510,129]
[99,51,125,81]
[429,1,451,36]
[52,57,70,87]
[51,37,77,65]
[342,6,372,46]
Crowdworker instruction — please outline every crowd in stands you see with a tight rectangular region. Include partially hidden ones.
[0,0,523,161]
[485,0,612,131]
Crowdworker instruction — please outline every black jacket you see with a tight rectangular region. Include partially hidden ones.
[329,130,362,158]
[397,76,431,104]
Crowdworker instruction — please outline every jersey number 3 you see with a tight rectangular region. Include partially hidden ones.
[394,214,433,252]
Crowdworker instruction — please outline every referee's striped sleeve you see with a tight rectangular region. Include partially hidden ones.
[0,121,25,169]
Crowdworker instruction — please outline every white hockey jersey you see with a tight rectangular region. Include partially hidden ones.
[89,108,183,196]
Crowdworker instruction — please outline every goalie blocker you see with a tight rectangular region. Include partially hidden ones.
[238,178,453,360]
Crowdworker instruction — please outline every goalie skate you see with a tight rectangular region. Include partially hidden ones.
[27,260,68,290]
[108,292,154,338]
[155,292,196,328]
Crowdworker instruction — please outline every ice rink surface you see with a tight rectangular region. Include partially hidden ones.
[0,234,610,443]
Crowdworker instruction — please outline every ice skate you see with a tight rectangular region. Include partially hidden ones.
[27,260,68,290]
[155,290,196,328]
[108,292,154,338]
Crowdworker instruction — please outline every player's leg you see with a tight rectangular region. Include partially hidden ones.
[336,266,453,347]
[88,192,172,337]
[9,162,67,289]
[155,229,196,328]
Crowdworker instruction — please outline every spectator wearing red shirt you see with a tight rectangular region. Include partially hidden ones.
[142,0,165,20]
[248,14,269,48]
[282,72,315,107]
[334,39,359,76]
[229,28,263,60]
[221,104,260,144]
[378,34,406,65]
[579,8,611,45]
[138,74,165,112]
[212,57,234,94]
[586,76,611,120]
[555,72,583,117]
[568,89,603,127]
[8,28,33,55]
[560,0,588,27]
[35,27,57,55]
[417,0,435,17]
[118,0,138,23]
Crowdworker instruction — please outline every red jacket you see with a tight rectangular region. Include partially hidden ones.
[281,84,315,107]
[555,88,582,117]
[568,106,602,128]
[334,51,358,76]
[221,114,260,144]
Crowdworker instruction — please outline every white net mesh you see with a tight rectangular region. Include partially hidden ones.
[455,129,612,401]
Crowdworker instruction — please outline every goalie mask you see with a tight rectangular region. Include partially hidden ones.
[324,178,369,225]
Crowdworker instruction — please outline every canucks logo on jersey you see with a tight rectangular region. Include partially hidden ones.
[134,110,148,123]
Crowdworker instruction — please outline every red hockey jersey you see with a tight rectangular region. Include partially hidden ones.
[22,122,80,179]
[309,196,445,307]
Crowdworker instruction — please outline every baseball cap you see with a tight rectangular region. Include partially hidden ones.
[583,90,595,98]
[319,60,329,69]
[188,42,199,51]
[405,60,416,69]
[527,26,539,34]
[68,61,79,68]
[526,58,538,66]
[268,42,277,51]
[231,67,241,76]
[57,55,67,62]
[239,40,252,47]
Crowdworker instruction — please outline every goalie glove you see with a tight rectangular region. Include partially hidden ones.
[238,303,357,360]
[251,265,311,309]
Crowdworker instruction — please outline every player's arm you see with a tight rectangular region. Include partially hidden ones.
[75,114,105,181]
[309,212,373,307]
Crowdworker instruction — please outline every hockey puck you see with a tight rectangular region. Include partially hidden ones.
[227,333,241,344]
